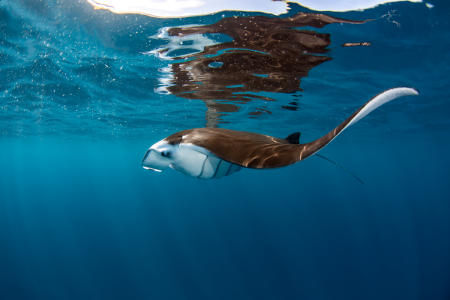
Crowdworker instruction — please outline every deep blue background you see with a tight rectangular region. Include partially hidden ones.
[1,0,450,299]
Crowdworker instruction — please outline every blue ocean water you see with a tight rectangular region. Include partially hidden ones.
[1,0,450,299]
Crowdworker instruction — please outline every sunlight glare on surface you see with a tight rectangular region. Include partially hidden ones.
[86,0,423,17]
[86,0,288,17]
[289,0,422,11]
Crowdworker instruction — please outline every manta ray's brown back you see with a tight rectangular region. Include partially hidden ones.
[165,128,303,169]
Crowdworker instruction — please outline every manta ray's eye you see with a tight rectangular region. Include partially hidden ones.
[161,150,172,158]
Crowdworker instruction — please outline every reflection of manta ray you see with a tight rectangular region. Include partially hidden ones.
[157,12,367,127]
[142,88,418,179]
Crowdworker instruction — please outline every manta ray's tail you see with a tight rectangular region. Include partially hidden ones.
[299,87,419,160]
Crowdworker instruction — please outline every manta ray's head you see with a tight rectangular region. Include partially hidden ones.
[142,131,242,178]
[142,139,176,172]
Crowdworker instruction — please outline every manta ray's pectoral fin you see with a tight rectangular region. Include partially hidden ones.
[285,132,301,144]
[299,87,419,161]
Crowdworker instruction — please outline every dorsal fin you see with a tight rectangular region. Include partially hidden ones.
[285,132,301,144]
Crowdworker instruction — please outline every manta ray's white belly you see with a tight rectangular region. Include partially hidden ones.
[171,143,241,179]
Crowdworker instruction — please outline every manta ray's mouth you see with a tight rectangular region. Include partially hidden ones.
[142,148,171,172]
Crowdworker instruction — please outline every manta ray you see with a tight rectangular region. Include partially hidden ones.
[142,87,418,179]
